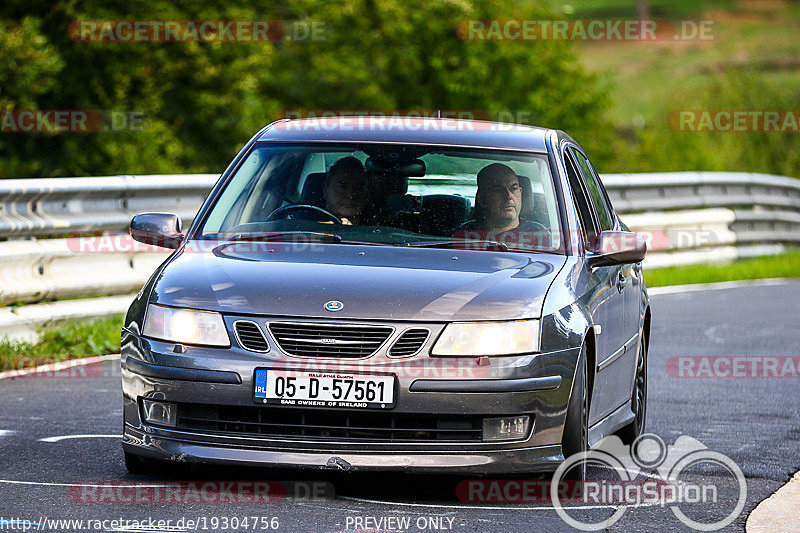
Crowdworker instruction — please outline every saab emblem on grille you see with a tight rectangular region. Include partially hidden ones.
[324,300,344,312]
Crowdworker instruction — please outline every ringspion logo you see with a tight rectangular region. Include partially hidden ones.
[552,434,746,531]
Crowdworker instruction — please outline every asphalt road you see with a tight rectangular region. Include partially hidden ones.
[1,280,798,532]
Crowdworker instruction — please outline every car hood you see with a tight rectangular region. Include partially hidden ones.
[150,242,566,322]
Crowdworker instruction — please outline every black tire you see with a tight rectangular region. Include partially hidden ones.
[617,334,647,444]
[561,344,589,478]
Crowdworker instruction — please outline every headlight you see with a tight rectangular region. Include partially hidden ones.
[142,304,230,347]
[431,319,539,356]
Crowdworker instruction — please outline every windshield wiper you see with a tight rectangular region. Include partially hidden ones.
[228,231,343,244]
[402,239,509,251]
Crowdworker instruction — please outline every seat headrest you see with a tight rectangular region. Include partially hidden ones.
[517,175,534,220]
[301,172,327,206]
[420,195,472,236]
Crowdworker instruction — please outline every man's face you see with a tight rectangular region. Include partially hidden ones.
[324,170,367,219]
[478,172,522,228]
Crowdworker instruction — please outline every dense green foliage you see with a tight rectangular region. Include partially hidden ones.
[569,0,800,177]
[2,1,798,178]
[0,0,612,178]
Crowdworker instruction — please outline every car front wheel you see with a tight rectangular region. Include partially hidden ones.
[618,334,647,443]
[562,343,589,465]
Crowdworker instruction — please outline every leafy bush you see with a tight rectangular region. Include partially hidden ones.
[0,0,614,177]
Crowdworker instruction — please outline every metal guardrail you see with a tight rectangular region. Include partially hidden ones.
[0,174,218,238]
[603,172,800,267]
[0,171,797,340]
[603,172,800,213]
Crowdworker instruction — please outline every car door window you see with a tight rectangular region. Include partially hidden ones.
[564,149,599,249]
[570,148,614,231]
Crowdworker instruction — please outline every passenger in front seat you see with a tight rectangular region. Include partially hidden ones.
[454,163,547,235]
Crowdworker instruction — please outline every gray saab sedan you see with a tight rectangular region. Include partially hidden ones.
[122,116,650,475]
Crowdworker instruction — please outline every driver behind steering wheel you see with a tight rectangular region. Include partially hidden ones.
[323,156,367,225]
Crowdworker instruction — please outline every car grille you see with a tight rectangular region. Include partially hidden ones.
[389,328,429,356]
[175,403,483,442]
[234,321,269,352]
[268,322,393,358]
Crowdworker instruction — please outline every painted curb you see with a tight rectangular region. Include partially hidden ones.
[0,353,120,380]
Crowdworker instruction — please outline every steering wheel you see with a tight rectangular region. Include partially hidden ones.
[265,204,343,224]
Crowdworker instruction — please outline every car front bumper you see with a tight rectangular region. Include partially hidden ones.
[121,330,579,474]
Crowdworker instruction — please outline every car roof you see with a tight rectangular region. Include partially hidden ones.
[256,116,551,152]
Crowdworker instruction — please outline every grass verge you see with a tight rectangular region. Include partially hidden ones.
[644,248,800,287]
[0,314,123,372]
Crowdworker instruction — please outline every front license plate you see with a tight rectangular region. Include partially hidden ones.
[254,369,395,409]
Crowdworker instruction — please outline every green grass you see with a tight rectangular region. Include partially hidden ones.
[644,248,800,287]
[0,315,123,372]
[573,2,800,125]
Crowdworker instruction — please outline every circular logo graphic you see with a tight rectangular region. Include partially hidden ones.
[324,300,344,312]
[551,434,747,531]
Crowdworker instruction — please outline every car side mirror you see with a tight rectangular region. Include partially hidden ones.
[130,213,184,249]
[587,230,646,268]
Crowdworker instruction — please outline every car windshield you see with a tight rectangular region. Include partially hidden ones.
[197,143,564,253]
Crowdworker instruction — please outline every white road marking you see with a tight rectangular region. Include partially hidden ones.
[0,430,15,437]
[338,495,655,511]
[39,434,119,443]
[648,278,791,296]
[704,326,724,344]
[0,479,174,488]
[0,477,655,512]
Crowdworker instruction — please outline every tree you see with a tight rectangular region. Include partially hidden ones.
[0,0,613,177]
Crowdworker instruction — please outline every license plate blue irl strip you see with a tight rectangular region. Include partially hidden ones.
[254,369,395,409]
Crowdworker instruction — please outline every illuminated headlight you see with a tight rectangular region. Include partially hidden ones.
[142,304,230,347]
[431,319,539,356]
